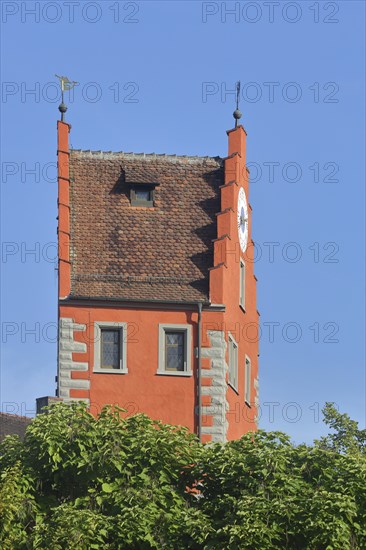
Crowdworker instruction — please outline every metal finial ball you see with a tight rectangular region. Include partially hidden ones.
[59,102,67,114]
[233,109,242,120]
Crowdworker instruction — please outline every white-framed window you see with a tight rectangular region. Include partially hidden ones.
[228,333,238,392]
[158,324,192,376]
[245,355,251,405]
[239,259,246,310]
[93,321,127,374]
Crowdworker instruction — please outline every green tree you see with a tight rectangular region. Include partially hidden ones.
[316,402,366,455]
[0,402,365,549]
[0,404,208,549]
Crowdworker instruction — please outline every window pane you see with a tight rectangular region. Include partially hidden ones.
[245,358,251,402]
[135,189,150,201]
[165,332,184,371]
[101,329,120,369]
[166,333,180,345]
[166,347,180,370]
[240,261,245,307]
[102,330,119,344]
[229,338,238,389]
[234,344,238,387]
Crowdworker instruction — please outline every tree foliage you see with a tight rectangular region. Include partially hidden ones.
[0,402,365,549]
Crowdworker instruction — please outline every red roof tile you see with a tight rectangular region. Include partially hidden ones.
[69,151,224,303]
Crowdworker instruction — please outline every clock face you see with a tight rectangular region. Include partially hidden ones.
[237,187,248,253]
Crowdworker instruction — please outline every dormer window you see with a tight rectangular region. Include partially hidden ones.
[135,189,150,202]
[130,183,158,207]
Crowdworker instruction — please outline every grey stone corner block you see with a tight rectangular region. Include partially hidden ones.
[207,330,226,346]
[59,351,72,361]
[59,371,71,379]
[60,327,73,340]
[59,318,74,327]
[210,377,227,387]
[211,395,228,406]
[60,341,87,353]
[211,434,227,443]
[200,367,225,378]
[60,379,90,389]
[210,366,228,378]
[201,347,225,360]
[202,385,226,395]
[202,425,226,435]
[211,358,228,369]
[201,405,226,415]
[59,318,86,332]
[60,361,88,371]
[72,323,87,332]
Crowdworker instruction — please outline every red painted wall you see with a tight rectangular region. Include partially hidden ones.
[60,305,198,429]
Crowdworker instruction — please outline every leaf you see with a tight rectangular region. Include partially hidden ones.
[101,482,115,493]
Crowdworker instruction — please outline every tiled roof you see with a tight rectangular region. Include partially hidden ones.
[0,413,32,441]
[69,150,224,303]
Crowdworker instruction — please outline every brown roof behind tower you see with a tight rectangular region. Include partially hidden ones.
[69,151,224,303]
[0,413,32,441]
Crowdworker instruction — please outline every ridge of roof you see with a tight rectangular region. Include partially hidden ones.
[0,412,33,421]
[71,149,224,164]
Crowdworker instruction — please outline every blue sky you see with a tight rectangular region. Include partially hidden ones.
[0,1,365,442]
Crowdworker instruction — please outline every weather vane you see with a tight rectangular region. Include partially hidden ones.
[233,81,242,128]
[55,75,78,121]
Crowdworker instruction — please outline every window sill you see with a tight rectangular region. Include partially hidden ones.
[156,371,192,377]
[239,305,246,313]
[93,368,128,375]
[245,399,252,407]
[228,382,239,395]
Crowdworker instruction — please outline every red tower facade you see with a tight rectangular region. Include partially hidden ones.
[57,120,259,443]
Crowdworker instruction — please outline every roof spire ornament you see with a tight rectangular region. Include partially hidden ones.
[233,80,242,128]
[55,75,78,121]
